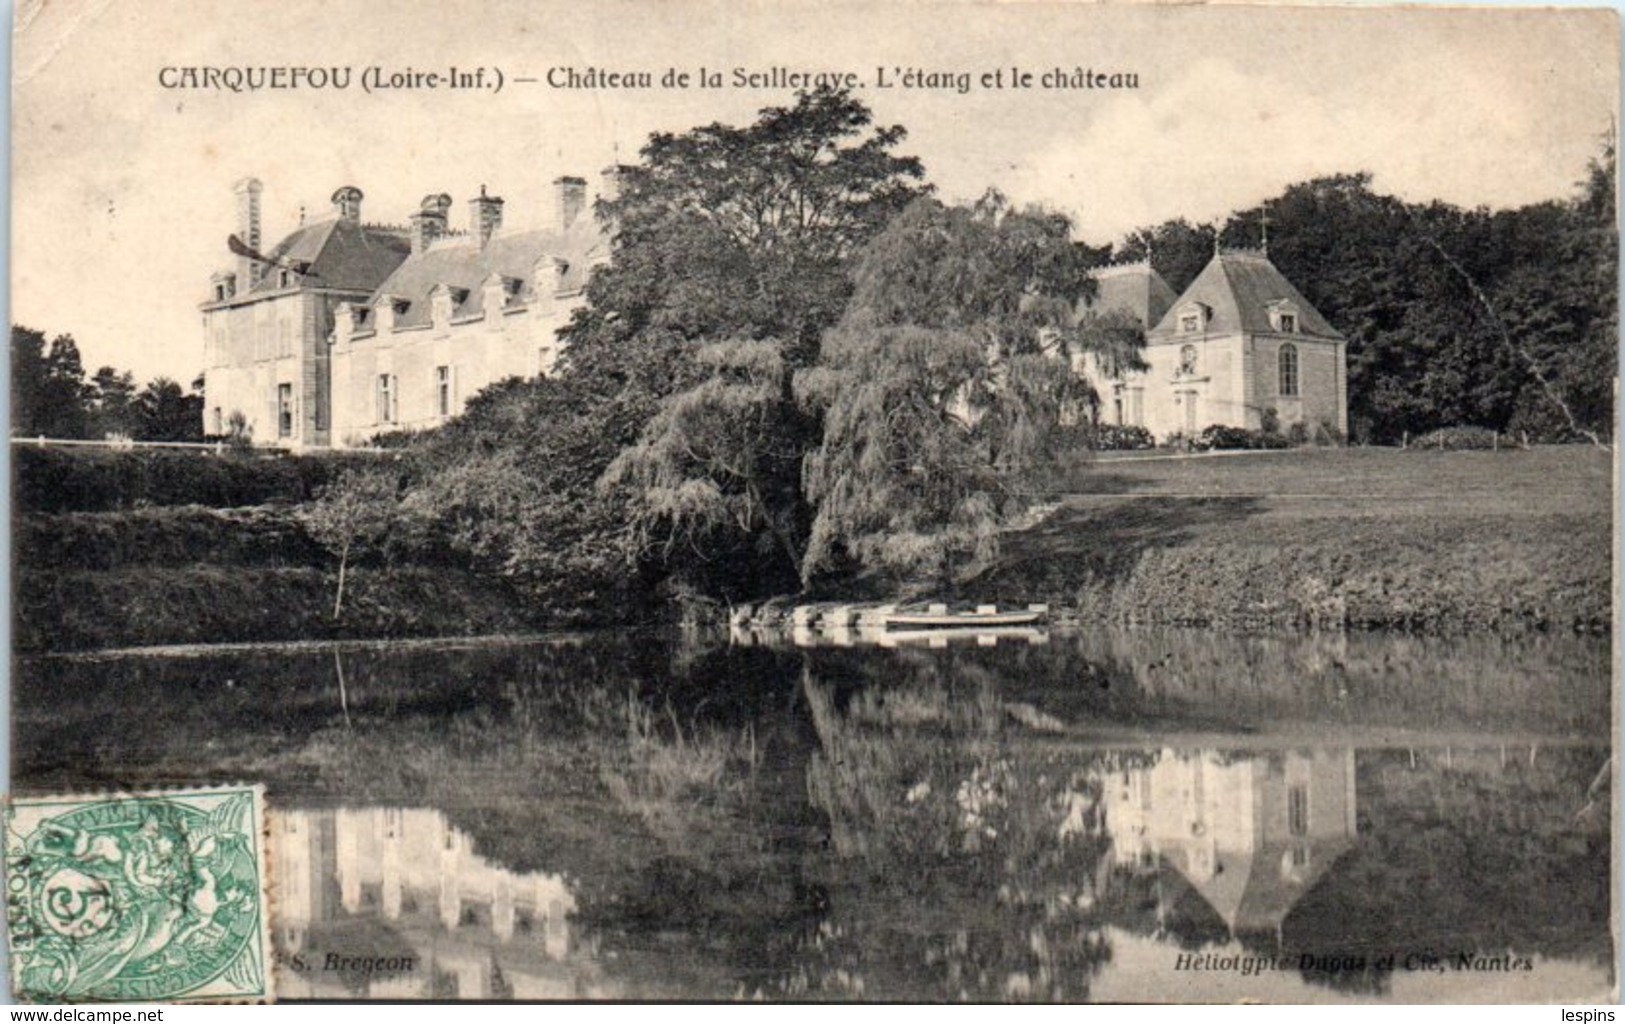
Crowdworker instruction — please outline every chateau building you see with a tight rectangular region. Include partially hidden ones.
[202,175,610,448]
[1077,249,1348,441]
[1106,748,1357,939]
[273,807,612,999]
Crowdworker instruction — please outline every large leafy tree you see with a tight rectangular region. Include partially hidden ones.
[88,366,138,438]
[404,375,647,622]
[563,87,929,390]
[798,195,1100,584]
[11,327,92,439]
[133,376,205,442]
[1116,218,1217,296]
[599,339,807,580]
[560,88,930,597]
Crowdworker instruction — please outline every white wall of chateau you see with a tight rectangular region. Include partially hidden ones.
[203,291,359,448]
[1082,332,1348,441]
[329,286,580,447]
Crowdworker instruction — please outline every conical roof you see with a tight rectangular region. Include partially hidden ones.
[1148,250,1343,341]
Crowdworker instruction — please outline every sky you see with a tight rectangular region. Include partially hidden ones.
[11,0,1619,384]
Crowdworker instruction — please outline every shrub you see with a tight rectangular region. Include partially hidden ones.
[1074,423,1155,451]
[14,505,325,571]
[12,446,406,513]
[1408,426,1503,451]
[1193,424,1291,451]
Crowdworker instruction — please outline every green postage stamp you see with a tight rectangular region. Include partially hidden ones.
[5,786,273,1003]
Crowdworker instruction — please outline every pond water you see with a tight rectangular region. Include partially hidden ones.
[12,627,1613,1002]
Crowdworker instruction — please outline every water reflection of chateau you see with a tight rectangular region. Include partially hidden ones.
[1105,749,1356,939]
[274,807,614,999]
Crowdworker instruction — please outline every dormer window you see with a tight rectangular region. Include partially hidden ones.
[1267,300,1301,334]
[277,268,294,289]
[1177,302,1209,334]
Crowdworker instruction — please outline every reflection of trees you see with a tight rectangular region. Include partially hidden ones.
[1282,747,1613,981]
[1097,745,1613,997]
[794,653,1121,1001]
[1083,628,1609,737]
[25,631,1613,1002]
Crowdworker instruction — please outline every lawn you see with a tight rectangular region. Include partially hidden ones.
[964,446,1614,632]
[1049,445,1611,518]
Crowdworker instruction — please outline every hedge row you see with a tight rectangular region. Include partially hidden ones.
[15,505,326,571]
[14,565,539,653]
[12,446,406,514]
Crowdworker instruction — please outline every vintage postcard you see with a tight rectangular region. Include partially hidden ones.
[9,0,1617,1004]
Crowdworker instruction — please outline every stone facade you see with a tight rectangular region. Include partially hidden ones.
[1079,250,1348,442]
[202,175,610,448]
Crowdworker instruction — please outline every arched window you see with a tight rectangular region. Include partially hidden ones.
[1178,344,1198,375]
[1278,343,1299,397]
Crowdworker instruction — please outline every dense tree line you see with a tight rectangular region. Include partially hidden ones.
[1119,149,1617,444]
[10,326,205,442]
[279,94,1625,616]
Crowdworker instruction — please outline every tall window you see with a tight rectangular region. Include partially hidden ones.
[1287,784,1309,837]
[436,365,452,417]
[1179,344,1198,375]
[277,384,293,437]
[377,374,397,424]
[1278,343,1299,397]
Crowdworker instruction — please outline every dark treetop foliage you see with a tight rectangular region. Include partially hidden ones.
[11,325,205,442]
[798,194,1107,584]
[561,86,929,386]
[1119,142,1617,445]
[408,89,930,608]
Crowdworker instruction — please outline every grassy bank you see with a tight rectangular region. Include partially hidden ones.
[13,499,542,653]
[963,446,1612,632]
[15,445,1611,651]
[14,564,538,653]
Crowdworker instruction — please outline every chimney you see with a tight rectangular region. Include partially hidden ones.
[233,177,263,291]
[469,185,504,248]
[554,175,587,231]
[331,185,363,223]
[410,193,452,255]
[598,165,625,205]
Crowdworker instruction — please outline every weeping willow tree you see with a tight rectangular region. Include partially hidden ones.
[598,338,808,575]
[797,194,1108,585]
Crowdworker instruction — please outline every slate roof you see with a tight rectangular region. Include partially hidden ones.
[1147,250,1343,343]
[245,217,412,296]
[1081,261,1178,329]
[369,216,603,328]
